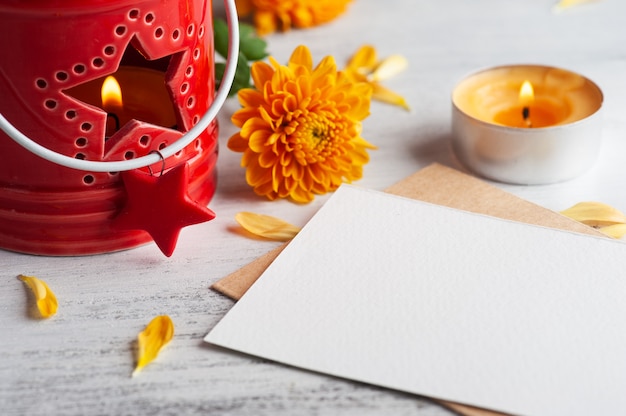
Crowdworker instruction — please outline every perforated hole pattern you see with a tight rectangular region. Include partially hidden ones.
[32,7,207,186]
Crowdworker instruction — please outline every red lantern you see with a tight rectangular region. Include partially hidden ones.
[0,0,238,256]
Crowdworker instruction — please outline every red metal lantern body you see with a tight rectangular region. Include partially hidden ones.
[0,0,218,255]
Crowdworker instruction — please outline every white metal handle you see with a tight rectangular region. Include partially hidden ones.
[0,0,239,173]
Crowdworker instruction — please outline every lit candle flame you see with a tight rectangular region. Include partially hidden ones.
[101,75,123,110]
[519,80,534,107]
[519,80,534,127]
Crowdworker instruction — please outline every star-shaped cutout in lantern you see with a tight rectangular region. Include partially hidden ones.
[112,162,215,257]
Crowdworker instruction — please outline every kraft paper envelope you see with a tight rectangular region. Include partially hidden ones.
[206,184,626,416]
[210,163,605,416]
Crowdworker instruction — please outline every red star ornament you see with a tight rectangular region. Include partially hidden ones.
[112,162,215,257]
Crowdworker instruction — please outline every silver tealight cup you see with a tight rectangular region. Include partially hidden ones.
[451,65,603,185]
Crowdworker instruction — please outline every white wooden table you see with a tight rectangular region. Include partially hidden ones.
[2,0,626,414]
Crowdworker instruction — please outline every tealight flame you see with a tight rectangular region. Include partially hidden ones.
[101,76,123,110]
[519,80,534,107]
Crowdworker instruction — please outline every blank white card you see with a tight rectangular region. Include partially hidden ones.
[205,185,626,416]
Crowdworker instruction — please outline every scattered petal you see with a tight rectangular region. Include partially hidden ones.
[371,54,409,82]
[560,201,626,227]
[346,45,378,75]
[344,45,410,111]
[236,212,301,241]
[133,315,174,377]
[372,83,411,111]
[18,274,58,318]
[553,0,599,12]
[599,223,626,239]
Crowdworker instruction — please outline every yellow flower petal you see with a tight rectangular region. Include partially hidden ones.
[371,54,408,82]
[599,223,626,239]
[371,83,411,111]
[289,45,313,71]
[133,315,174,377]
[228,45,374,202]
[553,0,599,12]
[235,0,254,16]
[235,212,301,241]
[344,45,410,111]
[560,201,626,227]
[346,45,378,74]
[19,274,58,318]
[244,0,352,34]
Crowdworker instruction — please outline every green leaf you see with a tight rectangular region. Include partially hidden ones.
[239,23,255,39]
[213,18,229,58]
[213,19,268,97]
[216,52,252,97]
[215,62,226,87]
[214,20,267,62]
[240,38,268,61]
[239,23,268,61]
[231,53,252,95]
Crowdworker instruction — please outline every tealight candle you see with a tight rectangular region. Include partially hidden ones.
[451,65,603,184]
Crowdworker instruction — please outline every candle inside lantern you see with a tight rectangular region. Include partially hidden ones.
[66,67,178,136]
[451,64,603,185]
[101,75,123,136]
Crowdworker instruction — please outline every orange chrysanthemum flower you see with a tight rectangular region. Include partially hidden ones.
[228,45,374,203]
[236,0,353,35]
